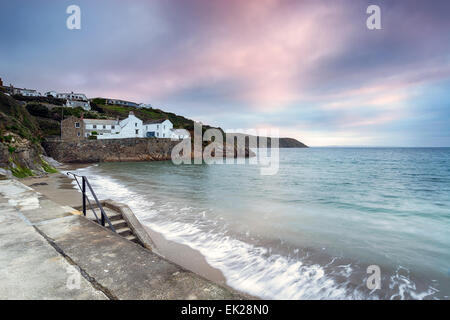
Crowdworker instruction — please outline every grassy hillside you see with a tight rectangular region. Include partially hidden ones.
[91,98,196,130]
[0,92,58,178]
[0,93,42,142]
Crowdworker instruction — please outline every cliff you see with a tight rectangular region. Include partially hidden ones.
[229,133,308,148]
[0,93,58,179]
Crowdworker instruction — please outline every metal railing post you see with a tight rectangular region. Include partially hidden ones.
[82,176,86,216]
[66,172,116,233]
[101,205,105,226]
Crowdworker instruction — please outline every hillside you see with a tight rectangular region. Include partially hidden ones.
[0,92,306,178]
[90,98,197,130]
[229,133,308,148]
[0,93,57,178]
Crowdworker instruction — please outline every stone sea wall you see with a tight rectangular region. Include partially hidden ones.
[43,138,179,163]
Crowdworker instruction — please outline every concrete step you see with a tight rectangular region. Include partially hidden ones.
[108,212,124,221]
[116,227,133,237]
[125,234,139,243]
[111,219,128,229]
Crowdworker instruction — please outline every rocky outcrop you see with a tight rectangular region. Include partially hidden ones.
[43,138,180,163]
[228,133,308,148]
[0,132,53,178]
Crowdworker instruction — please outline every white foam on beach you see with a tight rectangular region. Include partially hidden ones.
[66,170,368,299]
[67,169,438,300]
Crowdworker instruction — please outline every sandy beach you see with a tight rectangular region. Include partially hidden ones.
[21,169,228,286]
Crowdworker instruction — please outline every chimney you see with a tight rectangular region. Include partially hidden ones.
[129,111,134,116]
[0,77,3,87]
[116,116,120,124]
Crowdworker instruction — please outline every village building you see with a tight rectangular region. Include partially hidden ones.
[66,99,91,110]
[61,116,85,141]
[1,84,41,96]
[138,103,152,109]
[61,112,185,141]
[45,91,91,111]
[46,91,88,101]
[106,98,139,108]
[61,112,184,140]
[83,118,120,138]
[143,119,173,138]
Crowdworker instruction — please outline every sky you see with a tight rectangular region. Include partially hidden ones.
[1,0,449,147]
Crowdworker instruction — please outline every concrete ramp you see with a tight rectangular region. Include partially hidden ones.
[0,179,246,300]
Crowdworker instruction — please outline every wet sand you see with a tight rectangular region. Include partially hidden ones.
[21,164,89,208]
[21,169,228,286]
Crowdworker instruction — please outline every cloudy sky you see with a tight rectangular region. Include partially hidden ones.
[1,0,449,146]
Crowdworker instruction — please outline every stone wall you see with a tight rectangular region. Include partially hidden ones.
[61,116,85,141]
[43,138,179,163]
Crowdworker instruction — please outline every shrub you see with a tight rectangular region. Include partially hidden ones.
[41,159,58,173]
[26,103,50,117]
[11,165,33,178]
[12,95,66,106]
[91,98,106,105]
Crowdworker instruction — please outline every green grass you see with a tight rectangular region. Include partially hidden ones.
[41,159,58,173]
[11,165,34,178]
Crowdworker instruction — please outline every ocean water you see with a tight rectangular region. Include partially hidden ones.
[69,148,450,299]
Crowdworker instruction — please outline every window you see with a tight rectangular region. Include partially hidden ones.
[135,123,137,127]
[93,125,97,129]
[163,133,165,137]
[103,125,106,129]
[135,129,139,134]
[75,122,80,128]
[164,125,166,129]
[112,125,115,129]
[156,132,159,137]
[77,132,80,137]
[157,125,159,129]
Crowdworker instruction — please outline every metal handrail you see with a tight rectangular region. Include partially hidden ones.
[66,172,116,233]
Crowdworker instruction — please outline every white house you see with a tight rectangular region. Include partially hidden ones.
[77,112,185,140]
[83,119,120,138]
[86,112,143,139]
[46,91,91,110]
[143,119,173,138]
[46,91,88,100]
[106,99,139,108]
[66,100,91,111]
[14,88,41,96]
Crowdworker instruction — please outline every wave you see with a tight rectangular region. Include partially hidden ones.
[65,168,441,300]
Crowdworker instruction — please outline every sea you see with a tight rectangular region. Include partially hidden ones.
[68,147,450,299]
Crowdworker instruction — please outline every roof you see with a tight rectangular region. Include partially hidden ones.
[143,119,168,125]
[83,119,118,125]
[171,129,188,133]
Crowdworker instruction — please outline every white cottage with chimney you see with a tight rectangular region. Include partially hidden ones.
[67,111,185,140]
[143,119,173,138]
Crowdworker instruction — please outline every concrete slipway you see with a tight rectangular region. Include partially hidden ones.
[0,179,246,300]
